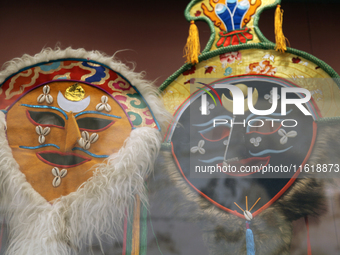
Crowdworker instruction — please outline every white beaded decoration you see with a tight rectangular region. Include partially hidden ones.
[52,167,67,188]
[37,85,53,104]
[36,125,50,144]
[96,95,111,112]
[78,131,99,150]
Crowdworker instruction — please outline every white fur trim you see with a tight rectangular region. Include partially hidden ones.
[0,47,171,132]
[0,111,161,254]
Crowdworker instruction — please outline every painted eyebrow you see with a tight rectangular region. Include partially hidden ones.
[21,104,68,120]
[19,144,60,150]
[74,111,121,119]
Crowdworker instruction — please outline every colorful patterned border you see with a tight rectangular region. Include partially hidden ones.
[0,59,159,129]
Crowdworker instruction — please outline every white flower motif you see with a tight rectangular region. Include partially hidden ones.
[278,129,297,144]
[52,167,67,187]
[291,74,305,80]
[78,131,99,150]
[37,85,53,104]
[250,137,262,147]
[191,140,205,154]
[264,89,280,104]
[263,54,275,63]
[96,95,111,112]
[199,101,215,115]
[311,89,323,96]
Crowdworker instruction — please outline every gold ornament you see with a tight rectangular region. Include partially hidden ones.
[65,83,85,101]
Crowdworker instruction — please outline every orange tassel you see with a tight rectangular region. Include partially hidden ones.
[274,5,288,53]
[184,20,201,64]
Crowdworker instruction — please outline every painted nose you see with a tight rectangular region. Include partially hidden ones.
[63,111,81,152]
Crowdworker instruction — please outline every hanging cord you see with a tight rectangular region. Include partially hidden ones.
[304,216,312,255]
[184,20,201,64]
[235,197,261,255]
[131,196,141,255]
[139,202,148,255]
[245,221,255,255]
[274,5,289,53]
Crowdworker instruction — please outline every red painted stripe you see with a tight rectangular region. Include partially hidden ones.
[305,216,312,255]
[122,209,128,255]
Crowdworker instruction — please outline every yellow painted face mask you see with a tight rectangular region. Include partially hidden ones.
[7,81,133,201]
[0,48,166,255]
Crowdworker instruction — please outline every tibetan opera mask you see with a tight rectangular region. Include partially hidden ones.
[157,0,340,254]
[170,76,318,217]
[6,81,133,201]
[0,48,167,255]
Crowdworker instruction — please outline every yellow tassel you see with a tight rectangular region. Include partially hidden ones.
[274,5,288,53]
[184,20,201,64]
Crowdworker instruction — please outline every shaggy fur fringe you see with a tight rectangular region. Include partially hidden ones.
[0,111,161,255]
[0,47,171,132]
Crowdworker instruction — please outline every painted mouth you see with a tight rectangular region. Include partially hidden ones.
[36,150,91,168]
[219,156,270,176]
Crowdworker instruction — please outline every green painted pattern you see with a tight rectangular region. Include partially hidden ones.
[128,112,143,126]
[140,199,148,255]
[127,94,148,109]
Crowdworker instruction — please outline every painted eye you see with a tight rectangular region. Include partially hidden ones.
[247,119,281,134]
[27,110,65,127]
[199,125,230,142]
[76,117,114,132]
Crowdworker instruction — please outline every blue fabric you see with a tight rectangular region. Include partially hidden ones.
[82,62,107,83]
[227,0,237,13]
[216,5,234,32]
[233,5,249,30]
[246,228,255,255]
[40,61,61,72]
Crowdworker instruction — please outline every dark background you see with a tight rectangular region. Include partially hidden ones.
[0,0,339,86]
